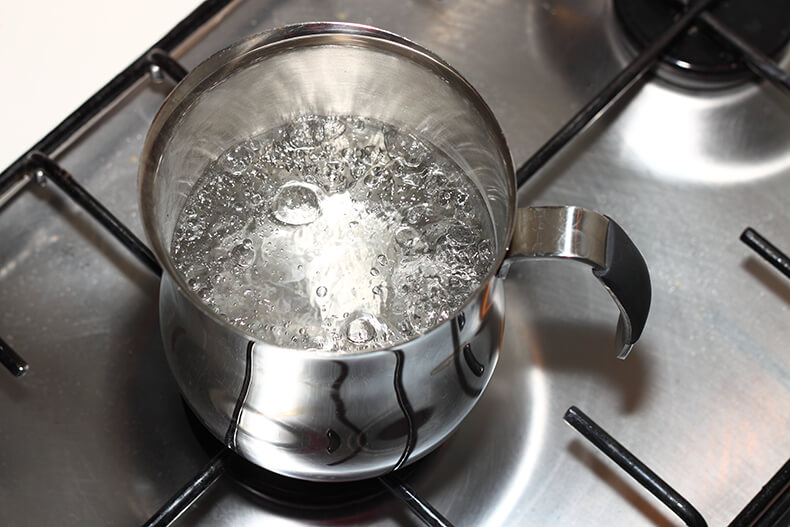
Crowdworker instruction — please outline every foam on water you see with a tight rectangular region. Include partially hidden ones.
[171,115,495,352]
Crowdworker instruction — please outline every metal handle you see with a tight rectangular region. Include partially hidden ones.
[501,206,651,358]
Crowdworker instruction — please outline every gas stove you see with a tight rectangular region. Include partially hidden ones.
[3,1,790,525]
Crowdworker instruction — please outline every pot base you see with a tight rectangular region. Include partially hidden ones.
[183,401,429,510]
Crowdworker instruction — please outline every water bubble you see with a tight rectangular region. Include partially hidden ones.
[315,158,353,192]
[394,226,420,248]
[198,286,212,299]
[231,239,256,267]
[363,166,386,187]
[376,254,388,267]
[477,239,494,261]
[323,118,346,140]
[287,117,323,148]
[474,239,495,274]
[438,189,455,207]
[362,145,387,166]
[223,144,255,175]
[272,182,321,225]
[389,179,420,205]
[209,222,229,237]
[406,204,436,226]
[446,223,476,246]
[370,267,380,277]
[448,274,468,290]
[316,286,327,297]
[347,315,377,344]
[372,285,383,295]
[384,129,428,168]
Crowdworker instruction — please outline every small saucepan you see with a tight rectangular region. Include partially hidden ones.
[138,22,650,482]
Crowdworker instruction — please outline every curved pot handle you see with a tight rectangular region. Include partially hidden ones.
[500,206,651,359]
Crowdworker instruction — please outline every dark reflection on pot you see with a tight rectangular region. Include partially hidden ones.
[225,340,254,449]
[376,408,434,442]
[463,343,485,377]
[325,429,341,454]
[326,360,367,466]
[391,349,418,471]
[452,289,501,398]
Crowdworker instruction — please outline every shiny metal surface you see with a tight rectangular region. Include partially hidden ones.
[507,205,647,358]
[2,0,790,525]
[510,206,610,269]
[142,22,515,481]
[160,271,504,481]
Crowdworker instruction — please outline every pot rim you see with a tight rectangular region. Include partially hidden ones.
[138,21,517,359]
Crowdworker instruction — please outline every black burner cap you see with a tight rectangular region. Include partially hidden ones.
[614,0,790,88]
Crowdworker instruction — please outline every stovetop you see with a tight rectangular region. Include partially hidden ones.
[3,1,790,525]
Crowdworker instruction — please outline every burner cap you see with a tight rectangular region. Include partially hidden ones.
[614,0,790,89]
[183,402,424,510]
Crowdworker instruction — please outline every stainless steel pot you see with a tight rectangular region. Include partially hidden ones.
[138,22,651,482]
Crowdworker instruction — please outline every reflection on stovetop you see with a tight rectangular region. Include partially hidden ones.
[3,1,790,526]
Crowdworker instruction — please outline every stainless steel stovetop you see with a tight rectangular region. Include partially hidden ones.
[3,1,790,525]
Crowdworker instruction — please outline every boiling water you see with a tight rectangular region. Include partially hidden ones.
[171,115,495,352]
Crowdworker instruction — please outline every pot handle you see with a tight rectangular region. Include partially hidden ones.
[499,206,651,359]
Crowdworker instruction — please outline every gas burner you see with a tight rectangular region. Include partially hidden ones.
[614,0,790,89]
[183,403,424,510]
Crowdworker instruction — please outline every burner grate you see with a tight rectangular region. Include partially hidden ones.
[516,0,717,187]
[3,0,790,525]
[741,228,790,281]
[729,230,790,527]
[614,0,790,89]
[564,407,706,527]
[0,0,235,377]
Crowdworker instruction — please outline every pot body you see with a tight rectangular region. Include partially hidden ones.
[140,23,517,481]
[160,271,503,481]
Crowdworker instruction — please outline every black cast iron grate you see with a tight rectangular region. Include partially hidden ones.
[3,0,790,526]
[614,0,790,89]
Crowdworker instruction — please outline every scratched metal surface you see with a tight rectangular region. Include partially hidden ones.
[2,0,790,525]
